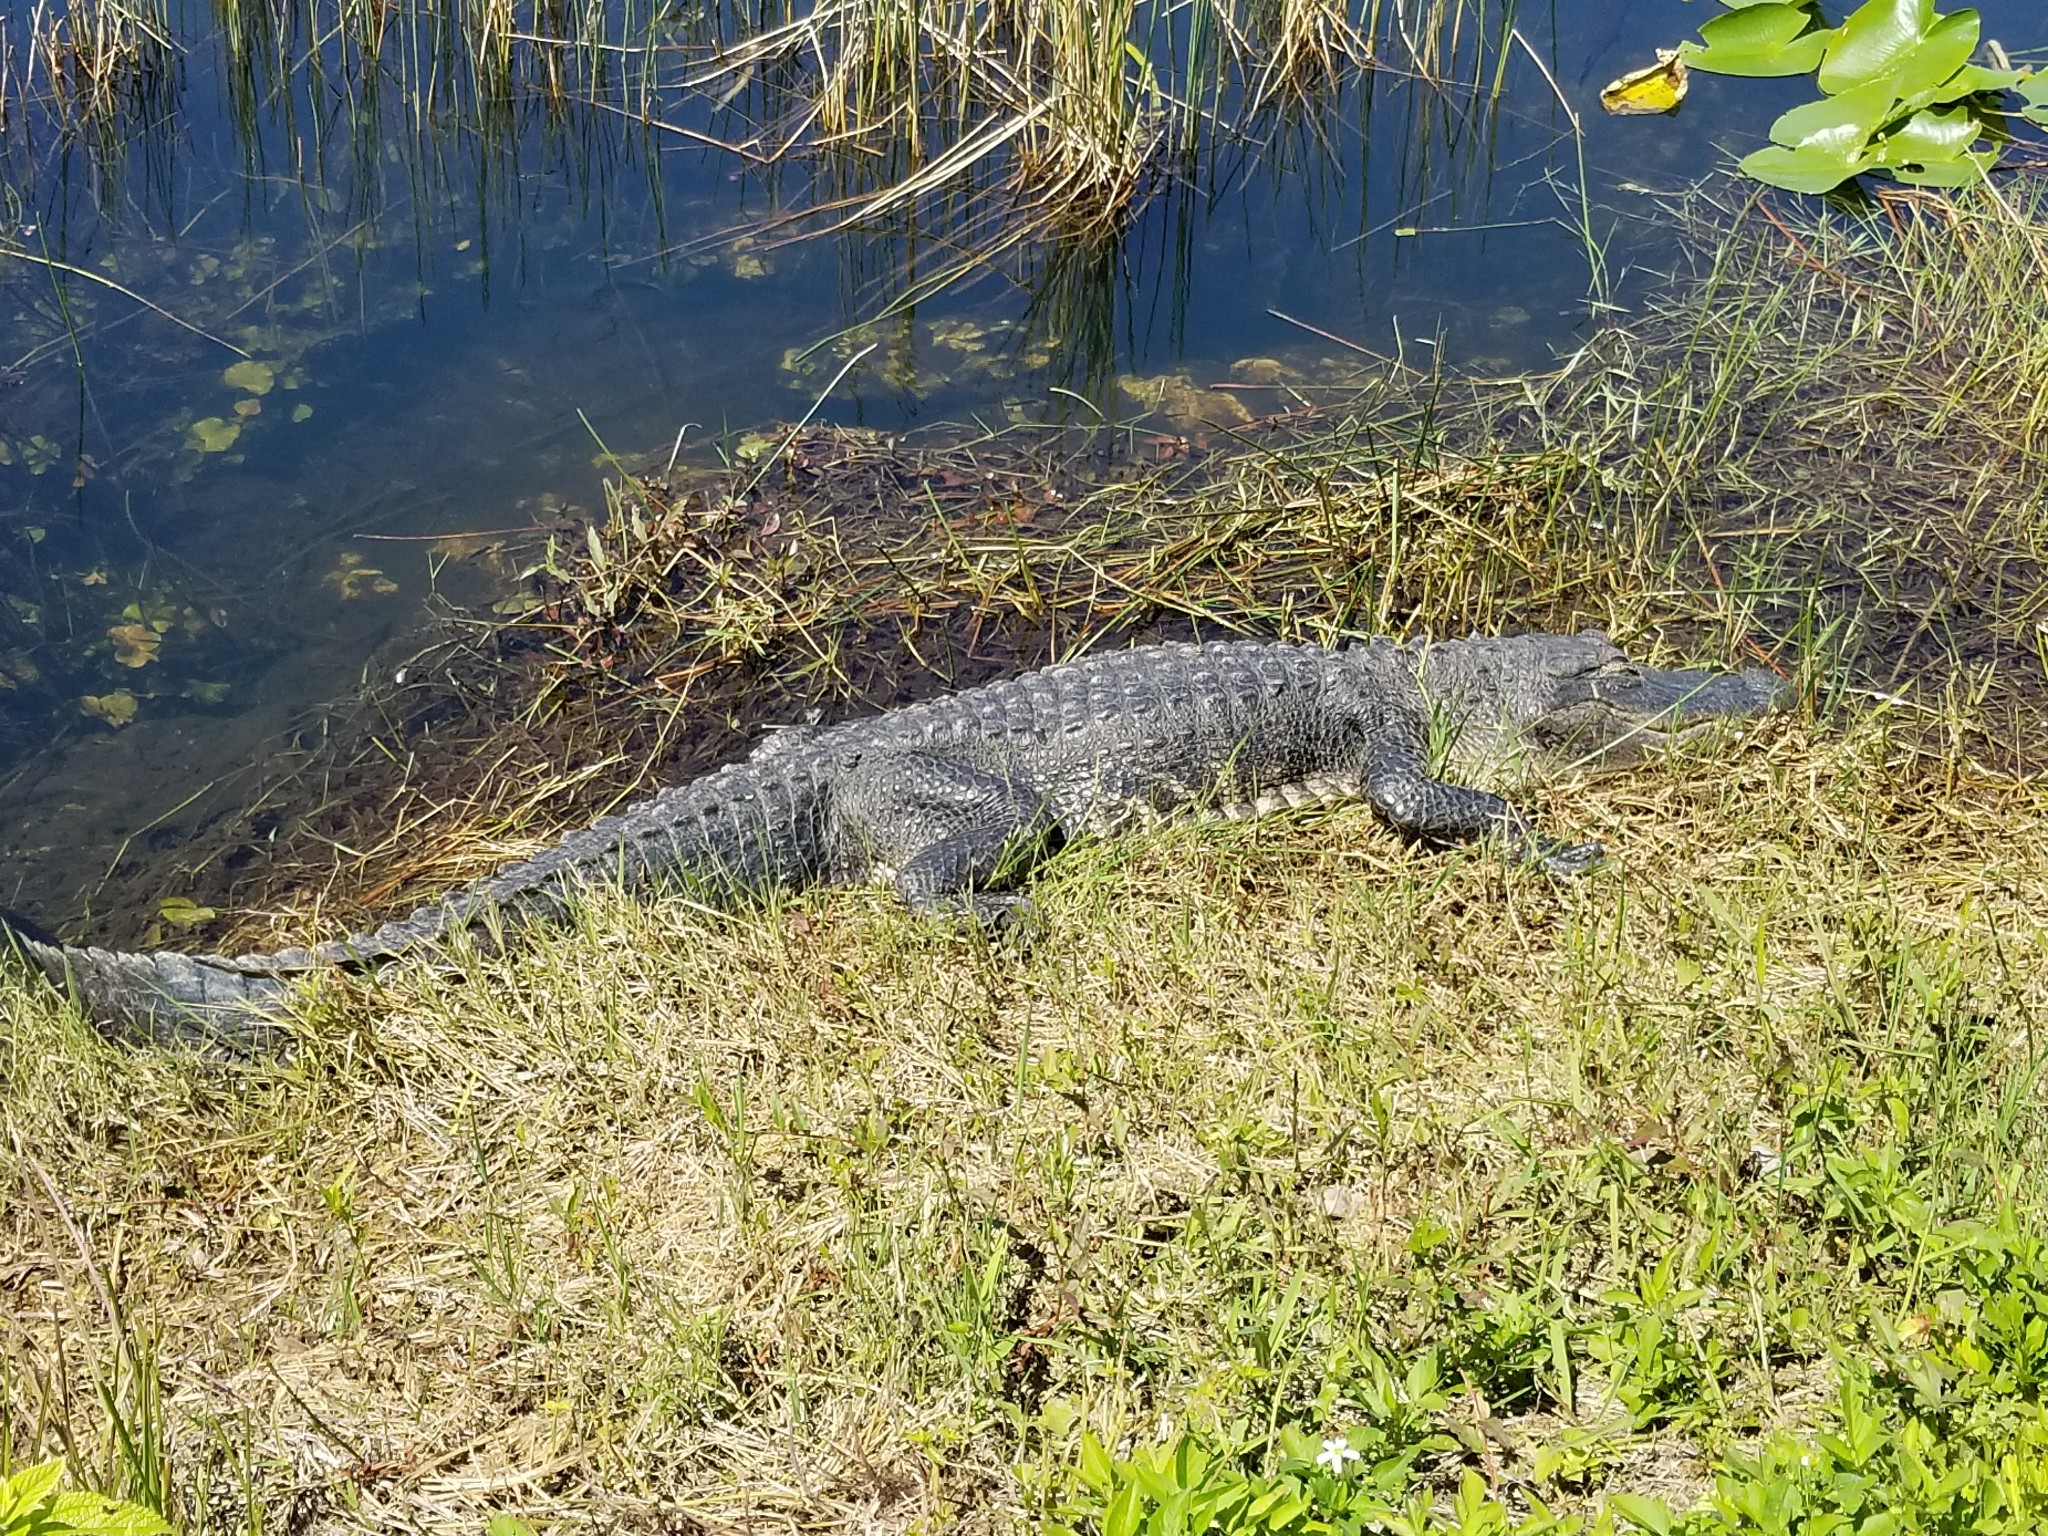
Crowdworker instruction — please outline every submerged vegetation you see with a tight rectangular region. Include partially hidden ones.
[6,163,2048,1536]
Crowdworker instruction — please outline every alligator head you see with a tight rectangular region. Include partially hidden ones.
[1415,630,1792,780]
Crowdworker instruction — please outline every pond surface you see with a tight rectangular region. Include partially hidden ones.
[0,0,2040,938]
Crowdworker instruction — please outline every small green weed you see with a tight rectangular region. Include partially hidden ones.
[0,1461,171,1536]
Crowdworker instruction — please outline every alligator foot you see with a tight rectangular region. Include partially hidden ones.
[910,889,1039,935]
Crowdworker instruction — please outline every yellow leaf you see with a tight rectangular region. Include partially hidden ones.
[1601,50,1689,116]
[222,360,276,394]
[186,417,241,453]
[80,567,108,586]
[107,623,161,668]
[158,896,218,927]
[80,690,138,726]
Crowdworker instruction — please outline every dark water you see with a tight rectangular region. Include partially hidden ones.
[0,0,2039,935]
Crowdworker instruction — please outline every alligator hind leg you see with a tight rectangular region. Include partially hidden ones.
[838,751,1064,925]
[1363,744,1603,874]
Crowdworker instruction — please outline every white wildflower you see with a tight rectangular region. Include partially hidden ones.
[1315,1435,1361,1473]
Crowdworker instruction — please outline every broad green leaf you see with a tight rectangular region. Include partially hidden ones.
[1878,103,1983,163]
[1103,1481,1143,1536]
[0,1461,66,1523]
[1079,1434,1115,1492]
[1883,9,1979,102]
[2020,71,2048,125]
[1700,3,1814,50]
[1254,1492,1308,1527]
[1769,77,1900,150]
[1682,5,1834,77]
[1903,61,2018,110]
[1740,141,1881,191]
[1610,1492,1675,1536]
[1820,0,1937,94]
[484,1519,537,1536]
[46,1490,176,1536]
[1682,29,1832,78]
[1890,145,1996,185]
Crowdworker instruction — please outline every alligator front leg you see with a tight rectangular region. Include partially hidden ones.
[839,751,1064,925]
[1362,744,1602,874]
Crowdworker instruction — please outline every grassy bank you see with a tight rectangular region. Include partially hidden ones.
[6,185,2048,1534]
[5,703,2047,1534]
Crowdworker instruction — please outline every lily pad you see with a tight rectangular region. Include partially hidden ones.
[222,359,276,395]
[1878,102,1985,163]
[1869,8,1980,101]
[1602,50,1691,115]
[1768,75,1902,150]
[1681,4,1833,77]
[80,690,139,727]
[291,403,314,422]
[186,417,241,453]
[1818,0,1940,94]
[2020,71,2048,125]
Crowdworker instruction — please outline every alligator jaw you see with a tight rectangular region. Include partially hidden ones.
[1550,662,1793,772]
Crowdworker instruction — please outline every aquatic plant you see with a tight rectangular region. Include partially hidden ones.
[1675,0,2044,192]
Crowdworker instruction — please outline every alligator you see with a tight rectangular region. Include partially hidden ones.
[1,631,1789,1051]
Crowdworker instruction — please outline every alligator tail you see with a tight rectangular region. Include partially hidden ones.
[1,753,834,1051]
[2,910,301,1052]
